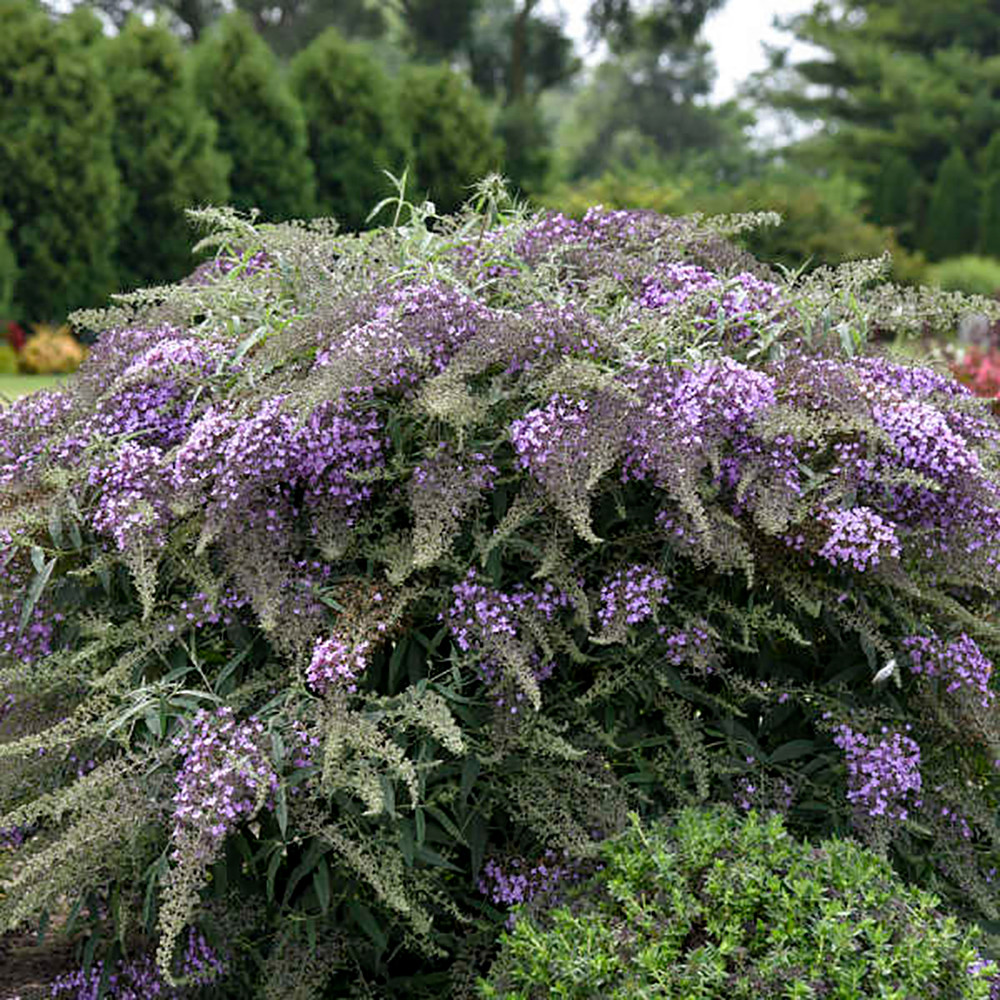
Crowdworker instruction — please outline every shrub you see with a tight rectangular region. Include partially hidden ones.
[0,0,121,321]
[481,806,997,999]
[289,29,409,233]
[925,148,980,262]
[18,323,87,374]
[190,12,315,222]
[395,63,502,215]
[0,343,18,375]
[926,255,1000,298]
[100,18,230,292]
[2,197,1000,998]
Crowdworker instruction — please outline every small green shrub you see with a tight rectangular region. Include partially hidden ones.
[482,807,995,999]
[190,12,315,222]
[0,343,18,375]
[289,28,409,233]
[926,255,1000,298]
[395,63,502,215]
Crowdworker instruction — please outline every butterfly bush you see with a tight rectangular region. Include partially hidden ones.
[3,201,1000,997]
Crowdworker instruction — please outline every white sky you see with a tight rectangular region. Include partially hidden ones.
[539,0,814,104]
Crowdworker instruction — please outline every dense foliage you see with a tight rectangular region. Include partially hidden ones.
[395,64,502,216]
[289,29,409,234]
[4,193,1000,999]
[483,806,997,998]
[190,12,316,222]
[100,18,230,293]
[0,0,121,322]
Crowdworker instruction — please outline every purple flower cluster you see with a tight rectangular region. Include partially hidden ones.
[902,632,995,708]
[969,955,1000,998]
[817,506,901,573]
[306,635,370,695]
[0,531,57,666]
[0,388,80,487]
[172,395,385,537]
[832,723,923,824]
[596,564,672,630]
[444,569,572,657]
[170,708,278,864]
[314,282,492,394]
[50,929,224,999]
[88,443,171,552]
[478,848,589,922]
[510,393,591,482]
[639,263,786,343]
[658,623,714,672]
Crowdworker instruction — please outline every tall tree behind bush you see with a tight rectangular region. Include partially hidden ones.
[395,63,501,215]
[288,29,409,233]
[0,212,19,321]
[924,147,979,261]
[979,133,1000,259]
[869,151,921,246]
[191,11,315,222]
[102,18,230,292]
[0,0,120,322]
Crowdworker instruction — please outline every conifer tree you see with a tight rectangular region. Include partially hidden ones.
[102,18,230,291]
[868,152,921,247]
[0,212,18,321]
[0,0,121,321]
[979,133,1000,258]
[288,29,409,233]
[395,63,502,216]
[191,12,315,222]
[924,147,979,261]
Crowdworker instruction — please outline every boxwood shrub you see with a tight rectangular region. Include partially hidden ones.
[482,806,997,999]
[2,188,1000,998]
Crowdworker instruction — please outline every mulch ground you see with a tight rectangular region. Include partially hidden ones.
[1,930,78,999]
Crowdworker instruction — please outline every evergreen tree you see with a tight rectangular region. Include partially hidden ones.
[102,18,230,292]
[0,0,121,321]
[395,63,502,216]
[869,152,922,246]
[924,147,979,261]
[190,12,315,222]
[979,133,1000,258]
[0,212,18,321]
[288,29,409,233]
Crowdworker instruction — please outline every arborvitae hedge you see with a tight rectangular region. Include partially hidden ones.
[925,147,979,261]
[395,63,502,215]
[101,18,230,292]
[190,12,315,222]
[0,211,18,321]
[0,0,120,322]
[980,134,1000,260]
[289,28,409,233]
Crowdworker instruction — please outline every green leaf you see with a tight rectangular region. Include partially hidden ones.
[460,756,480,804]
[348,901,388,953]
[414,843,463,872]
[313,856,331,915]
[266,846,284,904]
[18,556,55,636]
[468,813,487,883]
[415,805,426,845]
[275,783,289,839]
[769,740,816,764]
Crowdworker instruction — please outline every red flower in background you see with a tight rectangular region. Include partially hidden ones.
[951,346,1000,414]
[3,321,25,352]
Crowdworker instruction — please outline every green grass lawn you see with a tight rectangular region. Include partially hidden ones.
[0,374,63,403]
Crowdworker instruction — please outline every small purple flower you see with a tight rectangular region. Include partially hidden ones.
[817,506,901,573]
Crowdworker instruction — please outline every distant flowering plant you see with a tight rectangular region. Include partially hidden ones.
[1,197,1000,997]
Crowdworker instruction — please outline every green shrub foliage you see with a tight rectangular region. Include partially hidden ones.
[0,0,121,321]
[3,195,1000,998]
[926,255,1000,298]
[980,134,1000,260]
[925,147,980,262]
[482,807,997,999]
[101,18,230,292]
[395,63,502,215]
[190,12,315,222]
[0,210,19,322]
[289,29,409,234]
